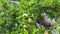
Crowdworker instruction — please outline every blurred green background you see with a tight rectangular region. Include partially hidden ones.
[0,0,60,34]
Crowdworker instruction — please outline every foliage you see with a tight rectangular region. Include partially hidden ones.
[0,0,60,34]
